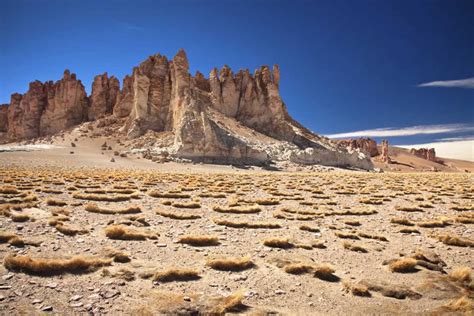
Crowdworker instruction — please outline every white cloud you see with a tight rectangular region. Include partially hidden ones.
[418,77,474,89]
[400,140,474,162]
[326,123,474,139]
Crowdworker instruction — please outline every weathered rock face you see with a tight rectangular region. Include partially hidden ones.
[7,82,47,139]
[410,148,437,162]
[0,105,8,132]
[380,139,391,163]
[3,49,373,170]
[88,73,120,120]
[6,70,89,139]
[40,70,89,136]
[336,138,379,157]
[113,75,133,118]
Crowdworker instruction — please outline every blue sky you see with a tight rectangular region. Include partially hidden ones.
[1,0,473,158]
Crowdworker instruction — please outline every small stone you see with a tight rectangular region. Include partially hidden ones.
[45,283,57,289]
[183,296,191,302]
[70,302,83,308]
[0,286,12,290]
[275,290,286,295]
[41,305,53,311]
[70,295,82,301]
[2,274,14,281]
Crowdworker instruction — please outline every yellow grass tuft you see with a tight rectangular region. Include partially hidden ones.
[206,256,254,271]
[46,198,67,206]
[213,218,281,229]
[263,237,294,248]
[4,255,111,275]
[342,241,368,253]
[390,217,415,226]
[388,258,418,273]
[343,282,371,297]
[85,203,141,214]
[54,222,88,236]
[437,234,474,247]
[148,190,190,199]
[105,225,157,240]
[152,268,200,282]
[155,209,201,220]
[73,192,131,202]
[178,235,219,246]
[212,205,261,214]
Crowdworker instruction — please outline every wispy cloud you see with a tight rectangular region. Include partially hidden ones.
[326,123,474,139]
[400,140,474,162]
[436,135,474,142]
[418,77,474,89]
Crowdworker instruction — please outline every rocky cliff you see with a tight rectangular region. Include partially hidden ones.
[335,138,379,157]
[410,148,437,162]
[1,49,373,170]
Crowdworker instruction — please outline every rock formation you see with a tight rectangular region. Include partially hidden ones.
[410,148,437,162]
[335,138,379,157]
[380,139,391,163]
[6,70,89,139]
[2,49,374,170]
[88,73,120,120]
[0,105,8,133]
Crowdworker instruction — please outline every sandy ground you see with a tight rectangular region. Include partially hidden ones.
[0,140,473,315]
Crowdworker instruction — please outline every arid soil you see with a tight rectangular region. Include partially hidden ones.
[0,146,473,315]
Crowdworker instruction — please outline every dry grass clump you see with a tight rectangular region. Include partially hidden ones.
[171,201,201,209]
[178,235,219,246]
[46,198,67,206]
[388,258,419,273]
[342,241,368,253]
[254,198,280,205]
[417,217,451,228]
[335,232,360,240]
[206,256,254,271]
[152,268,200,282]
[395,205,424,212]
[148,190,190,199]
[359,198,383,205]
[313,264,338,281]
[104,248,131,263]
[437,296,473,313]
[85,203,141,214]
[4,255,111,275]
[343,282,371,297]
[449,267,472,285]
[299,225,320,233]
[54,223,88,236]
[73,192,131,202]
[390,217,415,226]
[451,205,473,211]
[284,263,315,274]
[344,220,361,227]
[210,290,246,315]
[11,213,31,222]
[0,232,18,243]
[358,232,388,242]
[212,205,261,214]
[105,225,157,240]
[399,228,420,234]
[455,215,474,224]
[436,234,474,247]
[263,237,294,249]
[156,209,201,220]
[213,218,281,229]
[0,186,19,194]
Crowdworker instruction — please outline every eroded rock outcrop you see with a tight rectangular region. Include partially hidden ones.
[410,148,437,162]
[3,49,373,170]
[88,73,120,120]
[380,139,391,163]
[336,138,379,157]
[40,70,89,136]
[0,105,8,132]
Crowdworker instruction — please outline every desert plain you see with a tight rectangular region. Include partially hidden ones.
[0,138,472,315]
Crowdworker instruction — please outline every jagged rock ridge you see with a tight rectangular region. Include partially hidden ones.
[0,49,373,170]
